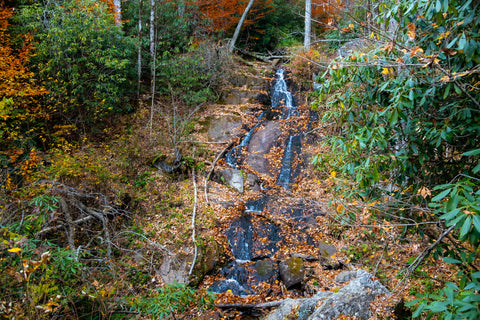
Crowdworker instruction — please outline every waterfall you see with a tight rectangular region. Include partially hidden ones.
[271,69,297,119]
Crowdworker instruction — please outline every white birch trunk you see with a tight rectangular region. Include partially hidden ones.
[137,0,142,99]
[228,0,255,53]
[150,0,155,59]
[113,0,122,25]
[304,0,311,49]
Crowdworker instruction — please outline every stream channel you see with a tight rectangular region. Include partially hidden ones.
[206,68,330,299]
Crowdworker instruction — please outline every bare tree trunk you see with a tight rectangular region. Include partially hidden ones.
[113,0,122,25]
[150,0,155,60]
[137,0,142,99]
[149,0,156,138]
[304,0,311,49]
[228,0,255,53]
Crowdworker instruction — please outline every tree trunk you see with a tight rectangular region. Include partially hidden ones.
[113,0,122,25]
[228,0,255,53]
[304,0,311,49]
[137,0,142,99]
[150,0,155,59]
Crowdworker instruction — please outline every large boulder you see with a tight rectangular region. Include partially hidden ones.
[265,269,390,320]
[246,121,281,176]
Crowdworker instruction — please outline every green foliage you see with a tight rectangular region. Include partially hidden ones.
[407,273,480,319]
[0,228,86,318]
[242,0,304,52]
[156,43,226,107]
[314,0,480,318]
[126,282,214,319]
[316,0,480,194]
[17,0,136,127]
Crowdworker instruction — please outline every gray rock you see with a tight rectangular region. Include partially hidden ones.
[246,121,281,175]
[206,115,242,142]
[335,270,357,283]
[265,270,390,320]
[318,242,337,258]
[279,257,305,288]
[220,168,244,193]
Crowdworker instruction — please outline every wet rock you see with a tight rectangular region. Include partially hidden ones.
[206,115,242,142]
[250,260,278,285]
[265,270,390,320]
[277,135,302,188]
[220,168,244,193]
[279,257,305,288]
[226,215,281,261]
[245,197,268,213]
[226,215,254,261]
[209,279,252,297]
[246,121,281,175]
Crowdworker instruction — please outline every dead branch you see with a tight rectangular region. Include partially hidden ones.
[189,167,198,276]
[36,216,94,237]
[406,225,455,276]
[112,230,173,256]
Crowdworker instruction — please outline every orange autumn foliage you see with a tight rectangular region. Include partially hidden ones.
[312,0,343,27]
[196,0,274,33]
[0,6,47,189]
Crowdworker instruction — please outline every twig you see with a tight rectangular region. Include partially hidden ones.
[392,224,455,297]
[189,167,198,276]
[205,141,234,204]
[112,230,173,255]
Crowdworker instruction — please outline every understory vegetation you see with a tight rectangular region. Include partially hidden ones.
[1,0,479,319]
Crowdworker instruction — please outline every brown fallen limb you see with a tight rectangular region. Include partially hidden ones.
[407,225,455,274]
[205,141,234,204]
[237,49,290,63]
[36,215,94,237]
[215,300,285,309]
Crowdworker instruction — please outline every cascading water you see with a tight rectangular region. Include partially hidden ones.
[277,135,302,189]
[211,68,306,297]
[225,122,261,168]
[272,69,297,119]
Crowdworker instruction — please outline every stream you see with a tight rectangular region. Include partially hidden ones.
[208,68,323,297]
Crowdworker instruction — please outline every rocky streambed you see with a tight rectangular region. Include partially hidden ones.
[194,65,391,319]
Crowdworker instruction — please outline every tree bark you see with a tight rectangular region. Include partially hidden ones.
[113,0,122,25]
[228,0,255,53]
[304,0,312,49]
[150,0,155,59]
[137,0,142,99]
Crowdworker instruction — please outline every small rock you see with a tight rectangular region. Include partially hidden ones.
[280,257,305,288]
[220,168,244,193]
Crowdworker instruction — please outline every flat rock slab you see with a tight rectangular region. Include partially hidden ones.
[246,121,282,176]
